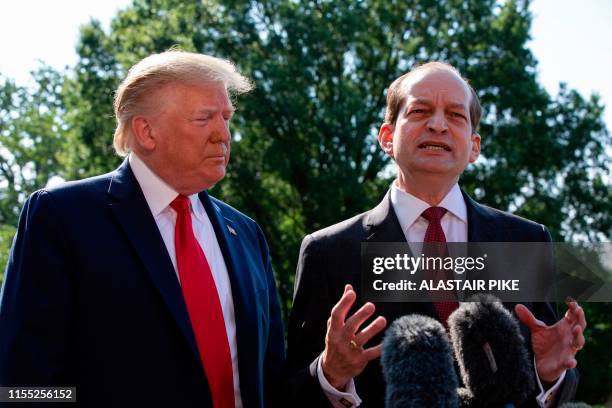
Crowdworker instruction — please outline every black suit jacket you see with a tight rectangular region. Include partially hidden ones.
[0,160,285,407]
[286,190,578,407]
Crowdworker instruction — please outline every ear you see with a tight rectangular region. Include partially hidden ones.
[378,123,395,159]
[131,115,156,152]
[469,132,481,163]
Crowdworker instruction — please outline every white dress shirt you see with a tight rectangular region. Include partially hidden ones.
[129,153,243,408]
[320,182,563,408]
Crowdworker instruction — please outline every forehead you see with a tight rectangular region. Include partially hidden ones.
[401,68,471,106]
[162,81,233,110]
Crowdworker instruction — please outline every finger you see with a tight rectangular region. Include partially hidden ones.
[572,304,587,330]
[515,304,546,330]
[571,326,585,352]
[564,300,577,323]
[354,316,387,346]
[329,288,356,330]
[344,302,376,335]
[564,305,586,331]
[362,343,382,361]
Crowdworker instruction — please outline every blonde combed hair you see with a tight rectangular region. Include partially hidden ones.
[113,50,254,156]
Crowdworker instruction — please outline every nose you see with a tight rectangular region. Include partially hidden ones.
[210,115,231,143]
[427,110,448,134]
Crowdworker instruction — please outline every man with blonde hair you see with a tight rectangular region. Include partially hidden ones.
[0,51,285,407]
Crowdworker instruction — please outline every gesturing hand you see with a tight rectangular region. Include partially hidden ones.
[515,298,587,384]
[321,284,387,390]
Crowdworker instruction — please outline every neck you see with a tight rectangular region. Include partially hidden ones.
[131,150,200,196]
[395,172,458,206]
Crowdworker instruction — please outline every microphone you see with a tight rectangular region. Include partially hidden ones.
[448,294,535,407]
[381,314,459,408]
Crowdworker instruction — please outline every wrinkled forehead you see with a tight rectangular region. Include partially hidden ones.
[400,68,472,107]
[150,80,234,115]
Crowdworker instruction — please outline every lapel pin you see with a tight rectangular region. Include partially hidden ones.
[227,225,237,236]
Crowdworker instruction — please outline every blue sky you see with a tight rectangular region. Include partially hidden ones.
[529,0,611,127]
[1,0,611,128]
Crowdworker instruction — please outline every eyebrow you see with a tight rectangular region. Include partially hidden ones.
[407,98,468,111]
[446,102,468,111]
[192,106,236,115]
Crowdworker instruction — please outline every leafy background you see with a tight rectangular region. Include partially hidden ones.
[0,0,610,404]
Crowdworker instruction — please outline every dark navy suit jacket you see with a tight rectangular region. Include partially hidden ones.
[0,160,285,407]
[286,190,578,407]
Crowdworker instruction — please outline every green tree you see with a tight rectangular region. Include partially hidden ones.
[0,0,610,401]
[89,0,610,310]
[63,19,124,178]
[0,67,71,277]
[89,0,611,401]
[576,302,612,404]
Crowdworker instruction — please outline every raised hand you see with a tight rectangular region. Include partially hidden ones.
[515,298,587,383]
[321,284,387,390]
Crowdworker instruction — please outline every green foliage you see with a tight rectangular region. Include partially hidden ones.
[0,224,16,282]
[575,303,612,404]
[0,0,610,401]
[88,0,611,312]
[0,68,73,270]
[0,70,67,221]
[63,19,124,178]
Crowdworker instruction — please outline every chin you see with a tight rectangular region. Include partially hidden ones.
[412,163,453,173]
[203,169,226,186]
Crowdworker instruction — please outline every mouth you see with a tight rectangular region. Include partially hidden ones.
[418,141,451,152]
[206,154,227,162]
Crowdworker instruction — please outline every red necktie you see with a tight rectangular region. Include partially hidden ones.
[171,195,235,408]
[421,206,459,326]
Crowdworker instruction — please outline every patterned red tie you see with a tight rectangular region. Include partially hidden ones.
[171,195,235,408]
[421,206,459,326]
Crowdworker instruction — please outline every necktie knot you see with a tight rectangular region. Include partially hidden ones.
[170,195,190,213]
[421,206,447,223]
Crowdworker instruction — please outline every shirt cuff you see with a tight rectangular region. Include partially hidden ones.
[316,355,362,408]
[534,356,566,408]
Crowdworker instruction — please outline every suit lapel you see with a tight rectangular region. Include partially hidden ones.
[364,191,405,243]
[463,190,495,242]
[107,160,199,360]
[199,192,259,405]
[364,191,436,318]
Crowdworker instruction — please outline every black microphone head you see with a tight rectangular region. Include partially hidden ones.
[448,294,535,407]
[382,314,459,408]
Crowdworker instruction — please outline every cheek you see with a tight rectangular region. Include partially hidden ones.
[395,128,416,150]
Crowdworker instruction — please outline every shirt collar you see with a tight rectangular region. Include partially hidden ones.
[390,182,467,231]
[129,153,205,221]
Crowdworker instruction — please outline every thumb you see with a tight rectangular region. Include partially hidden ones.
[515,304,546,331]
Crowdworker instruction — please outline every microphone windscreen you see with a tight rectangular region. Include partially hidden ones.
[448,294,535,407]
[382,314,458,408]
